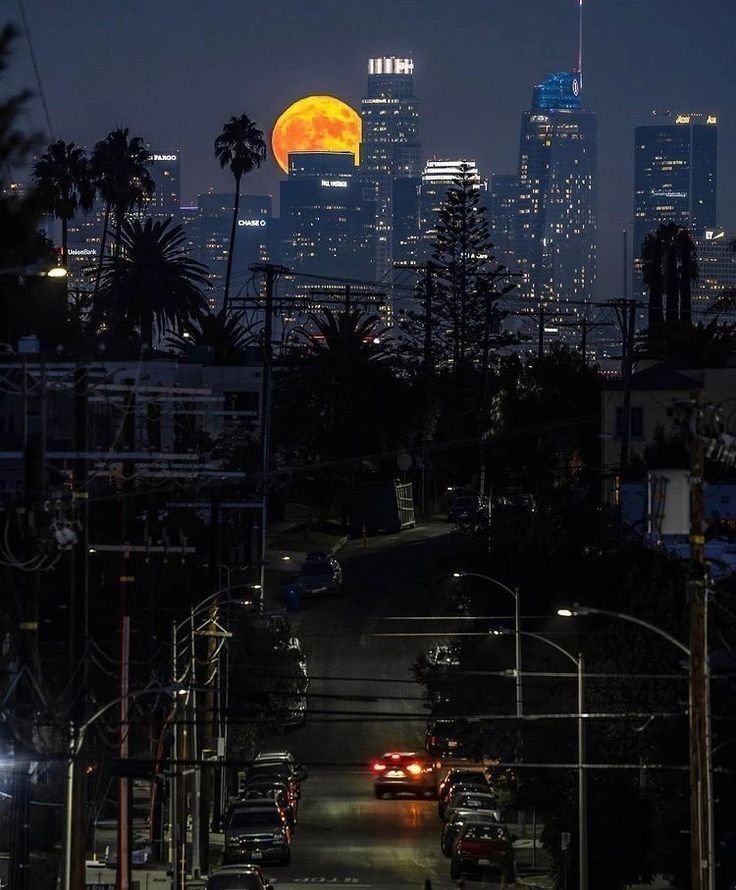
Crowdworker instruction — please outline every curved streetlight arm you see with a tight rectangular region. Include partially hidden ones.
[522,629,580,669]
[454,571,517,600]
[565,604,690,657]
[174,584,256,634]
[75,685,181,754]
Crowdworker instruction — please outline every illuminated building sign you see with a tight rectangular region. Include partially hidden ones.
[674,114,718,126]
[651,190,687,199]
[705,229,725,241]
[238,219,267,227]
[321,179,348,188]
[67,248,97,256]
[152,154,178,161]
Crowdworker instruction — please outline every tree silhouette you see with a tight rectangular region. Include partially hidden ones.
[167,308,254,364]
[641,223,698,327]
[431,163,515,373]
[98,217,208,345]
[90,127,154,297]
[214,114,267,315]
[33,139,94,263]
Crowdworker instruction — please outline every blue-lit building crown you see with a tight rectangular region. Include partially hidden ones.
[532,72,582,111]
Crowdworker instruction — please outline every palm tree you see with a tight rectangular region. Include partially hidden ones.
[167,308,254,364]
[33,139,94,264]
[643,317,736,369]
[98,217,208,345]
[296,308,391,369]
[214,114,267,315]
[675,226,698,323]
[90,128,154,297]
[641,229,665,328]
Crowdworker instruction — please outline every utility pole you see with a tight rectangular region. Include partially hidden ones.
[69,363,89,889]
[116,380,135,890]
[688,392,712,890]
[423,261,435,518]
[611,299,637,480]
[10,360,47,890]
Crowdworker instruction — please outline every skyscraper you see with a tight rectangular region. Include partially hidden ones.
[692,227,736,315]
[196,192,271,307]
[517,70,597,304]
[419,159,486,256]
[145,151,181,219]
[633,112,718,292]
[488,174,521,272]
[279,151,375,281]
[360,57,422,281]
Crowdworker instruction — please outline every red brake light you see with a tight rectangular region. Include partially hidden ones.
[372,762,386,772]
[406,763,423,776]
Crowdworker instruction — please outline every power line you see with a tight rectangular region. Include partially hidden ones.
[16,0,54,141]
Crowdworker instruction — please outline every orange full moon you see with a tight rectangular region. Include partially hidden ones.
[271,95,362,174]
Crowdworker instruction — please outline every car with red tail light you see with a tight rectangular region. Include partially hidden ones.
[450,822,515,881]
[371,752,437,799]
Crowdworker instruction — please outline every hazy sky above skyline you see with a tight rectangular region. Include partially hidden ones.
[7,0,736,297]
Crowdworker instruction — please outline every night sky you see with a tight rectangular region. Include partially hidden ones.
[7,0,736,298]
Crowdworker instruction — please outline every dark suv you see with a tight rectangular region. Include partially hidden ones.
[223,804,291,865]
[426,719,479,760]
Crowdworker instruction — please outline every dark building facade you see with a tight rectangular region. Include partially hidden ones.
[488,173,521,272]
[633,112,718,292]
[360,57,422,281]
[279,151,375,281]
[517,71,597,304]
[145,151,181,219]
[196,193,271,308]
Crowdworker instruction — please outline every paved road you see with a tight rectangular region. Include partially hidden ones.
[256,523,517,888]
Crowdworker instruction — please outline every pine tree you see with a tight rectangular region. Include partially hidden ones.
[431,163,513,372]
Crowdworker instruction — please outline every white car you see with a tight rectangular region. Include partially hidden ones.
[444,790,501,824]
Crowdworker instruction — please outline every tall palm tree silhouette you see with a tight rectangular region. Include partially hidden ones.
[90,128,154,298]
[98,217,208,345]
[214,114,267,315]
[33,139,94,264]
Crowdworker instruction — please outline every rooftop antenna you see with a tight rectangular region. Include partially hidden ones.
[577,0,584,88]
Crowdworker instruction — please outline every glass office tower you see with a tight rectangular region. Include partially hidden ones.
[360,57,422,282]
[517,71,597,304]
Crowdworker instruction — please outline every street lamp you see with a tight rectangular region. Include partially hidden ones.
[170,589,253,879]
[453,571,522,717]
[492,627,587,890]
[557,604,714,890]
[63,684,184,890]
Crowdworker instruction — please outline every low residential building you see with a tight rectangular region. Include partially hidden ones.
[600,363,736,504]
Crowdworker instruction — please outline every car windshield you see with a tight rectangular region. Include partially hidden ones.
[300,563,331,576]
[452,497,475,507]
[449,771,485,785]
[463,824,507,841]
[227,810,281,829]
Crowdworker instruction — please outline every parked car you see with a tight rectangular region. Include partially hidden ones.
[295,552,343,596]
[444,790,501,824]
[223,803,291,865]
[425,718,479,760]
[372,751,437,799]
[441,810,495,857]
[447,494,490,525]
[238,789,294,828]
[437,768,491,817]
[240,779,297,826]
[450,822,515,881]
[207,864,274,890]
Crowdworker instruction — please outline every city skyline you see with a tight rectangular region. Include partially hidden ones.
[7,0,736,299]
